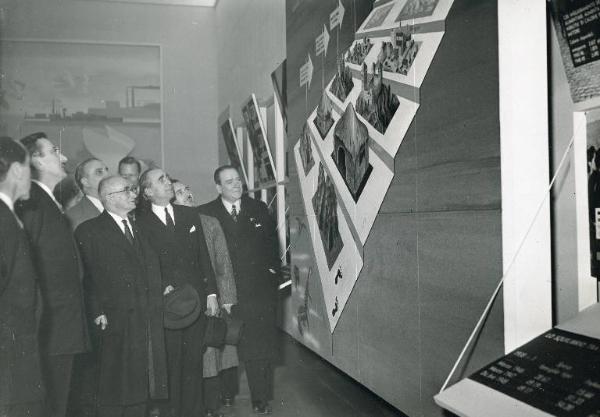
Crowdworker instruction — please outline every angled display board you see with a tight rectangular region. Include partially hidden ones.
[292,0,454,332]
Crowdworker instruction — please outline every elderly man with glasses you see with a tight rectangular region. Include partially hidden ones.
[75,175,168,417]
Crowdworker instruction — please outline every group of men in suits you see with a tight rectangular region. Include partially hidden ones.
[0,132,280,417]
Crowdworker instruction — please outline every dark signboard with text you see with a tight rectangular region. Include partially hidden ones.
[555,0,600,67]
[470,328,600,416]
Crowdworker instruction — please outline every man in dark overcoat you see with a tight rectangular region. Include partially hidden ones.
[136,168,218,417]
[75,175,168,417]
[0,137,45,417]
[16,132,89,417]
[199,165,280,415]
[65,157,109,417]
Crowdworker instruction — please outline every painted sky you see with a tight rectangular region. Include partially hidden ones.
[1,41,160,116]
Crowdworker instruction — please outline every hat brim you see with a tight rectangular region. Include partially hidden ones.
[164,285,202,330]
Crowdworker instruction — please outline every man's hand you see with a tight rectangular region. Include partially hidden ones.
[94,315,108,330]
[206,294,219,316]
[222,303,233,315]
[163,285,175,296]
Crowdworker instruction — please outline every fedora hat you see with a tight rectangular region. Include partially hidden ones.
[164,284,201,330]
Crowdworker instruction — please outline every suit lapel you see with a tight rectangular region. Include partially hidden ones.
[172,205,192,235]
[81,196,101,217]
[98,211,142,260]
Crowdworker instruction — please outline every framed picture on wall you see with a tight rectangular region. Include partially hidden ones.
[78,0,217,6]
[218,111,248,185]
[241,94,277,189]
[0,39,163,207]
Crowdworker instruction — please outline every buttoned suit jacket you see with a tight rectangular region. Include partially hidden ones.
[75,211,168,406]
[199,195,280,360]
[135,204,217,416]
[65,195,102,231]
[135,204,217,307]
[0,200,44,408]
[15,181,89,356]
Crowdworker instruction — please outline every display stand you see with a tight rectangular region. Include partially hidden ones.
[435,303,600,417]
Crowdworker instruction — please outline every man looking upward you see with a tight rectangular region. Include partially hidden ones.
[137,168,218,417]
[16,132,89,417]
[118,156,141,188]
[66,157,109,230]
[75,175,168,417]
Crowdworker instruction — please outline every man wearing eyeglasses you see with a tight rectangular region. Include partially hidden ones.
[16,132,89,417]
[136,168,219,417]
[75,175,168,417]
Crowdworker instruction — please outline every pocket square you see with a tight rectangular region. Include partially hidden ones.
[189,225,196,233]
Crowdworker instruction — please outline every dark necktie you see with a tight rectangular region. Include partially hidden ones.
[165,207,175,231]
[122,219,135,245]
[231,204,238,222]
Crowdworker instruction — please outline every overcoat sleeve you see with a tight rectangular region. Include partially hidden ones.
[195,216,218,296]
[200,214,237,305]
[74,224,103,320]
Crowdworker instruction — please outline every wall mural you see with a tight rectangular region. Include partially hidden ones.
[291,0,455,332]
[0,40,162,207]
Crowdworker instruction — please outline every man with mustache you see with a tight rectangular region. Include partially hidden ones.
[172,179,195,207]
[16,132,89,417]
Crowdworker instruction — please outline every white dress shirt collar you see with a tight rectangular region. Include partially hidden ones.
[32,179,62,210]
[221,198,240,215]
[106,210,134,236]
[86,195,104,212]
[0,191,23,228]
[0,191,14,212]
[151,203,175,226]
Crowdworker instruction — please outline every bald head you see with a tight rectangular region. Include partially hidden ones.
[99,175,137,217]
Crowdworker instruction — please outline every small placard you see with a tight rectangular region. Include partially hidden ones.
[556,0,600,67]
[470,328,600,416]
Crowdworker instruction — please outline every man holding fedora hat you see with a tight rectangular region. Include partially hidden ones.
[199,165,281,415]
[136,168,218,417]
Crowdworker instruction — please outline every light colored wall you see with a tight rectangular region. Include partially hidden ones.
[0,0,219,203]
[549,22,580,324]
[215,0,286,165]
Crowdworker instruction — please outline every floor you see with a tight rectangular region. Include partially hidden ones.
[221,331,407,417]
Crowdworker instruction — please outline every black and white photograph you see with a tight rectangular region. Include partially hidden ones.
[1,0,599,416]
